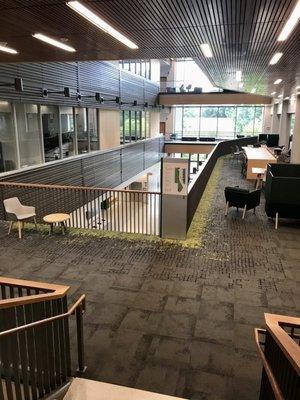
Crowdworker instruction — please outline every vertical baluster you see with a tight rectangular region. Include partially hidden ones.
[0,310,14,400]
[76,304,85,374]
[51,300,62,387]
[16,305,31,400]
[154,194,157,235]
[56,298,67,383]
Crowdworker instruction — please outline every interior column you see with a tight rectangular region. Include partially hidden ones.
[278,99,289,147]
[291,94,300,163]
[270,103,279,133]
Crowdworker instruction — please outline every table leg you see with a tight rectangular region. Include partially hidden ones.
[61,221,67,234]
[49,223,54,235]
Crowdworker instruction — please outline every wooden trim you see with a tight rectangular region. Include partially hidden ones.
[0,276,70,309]
[254,328,284,400]
[265,313,300,375]
[0,294,85,337]
[0,181,160,196]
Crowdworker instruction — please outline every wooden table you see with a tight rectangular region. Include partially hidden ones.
[43,213,70,235]
[242,147,276,180]
[63,378,187,400]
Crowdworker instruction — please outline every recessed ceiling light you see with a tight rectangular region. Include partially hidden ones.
[274,79,282,85]
[278,0,300,41]
[0,44,18,54]
[296,86,300,89]
[278,94,283,98]
[67,1,138,49]
[269,52,283,65]
[236,70,242,82]
[33,33,76,52]
[271,92,276,95]
[284,96,290,100]
[251,88,256,93]
[200,43,213,58]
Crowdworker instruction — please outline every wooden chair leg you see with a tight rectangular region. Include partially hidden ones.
[275,212,279,230]
[18,221,22,239]
[225,201,229,216]
[242,205,247,219]
[8,221,13,235]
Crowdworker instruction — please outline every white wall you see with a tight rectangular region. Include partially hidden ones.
[150,59,160,83]
[150,111,160,138]
[99,109,120,150]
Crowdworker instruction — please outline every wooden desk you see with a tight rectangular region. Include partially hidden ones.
[242,147,276,180]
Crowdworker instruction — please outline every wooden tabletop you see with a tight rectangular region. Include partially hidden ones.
[252,167,266,175]
[242,147,276,161]
[43,213,70,223]
[64,378,187,400]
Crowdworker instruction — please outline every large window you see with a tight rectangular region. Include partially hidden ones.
[0,102,17,172]
[41,105,60,162]
[174,106,264,139]
[60,106,75,158]
[76,108,98,154]
[88,109,98,151]
[15,103,43,168]
[121,110,149,143]
[119,60,151,79]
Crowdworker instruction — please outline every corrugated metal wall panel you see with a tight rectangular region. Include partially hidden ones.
[1,137,164,188]
[0,60,158,107]
[121,142,144,181]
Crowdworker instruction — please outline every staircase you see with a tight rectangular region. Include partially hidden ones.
[0,277,86,400]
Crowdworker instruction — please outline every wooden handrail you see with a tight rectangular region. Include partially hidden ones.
[0,276,70,309]
[254,328,284,400]
[0,294,85,337]
[0,181,160,195]
[265,313,300,375]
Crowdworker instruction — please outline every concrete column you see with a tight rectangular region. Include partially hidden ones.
[263,105,272,134]
[271,103,279,133]
[291,94,300,163]
[278,100,290,147]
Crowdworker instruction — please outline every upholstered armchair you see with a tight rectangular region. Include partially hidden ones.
[224,187,261,219]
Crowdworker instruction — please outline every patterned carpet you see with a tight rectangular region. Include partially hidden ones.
[0,157,299,400]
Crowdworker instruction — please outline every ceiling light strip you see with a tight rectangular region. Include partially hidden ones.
[67,1,138,49]
[33,33,76,52]
[274,79,282,85]
[278,0,300,41]
[269,52,283,65]
[0,45,18,54]
[200,43,213,58]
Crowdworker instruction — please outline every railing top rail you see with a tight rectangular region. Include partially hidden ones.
[0,181,160,195]
[265,313,300,375]
[0,276,70,309]
[0,294,85,337]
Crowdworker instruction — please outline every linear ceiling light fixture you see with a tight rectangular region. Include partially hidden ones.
[269,52,283,65]
[200,43,213,58]
[271,91,276,95]
[236,70,242,82]
[0,44,18,54]
[274,78,282,85]
[66,1,138,49]
[278,0,300,41]
[32,33,76,52]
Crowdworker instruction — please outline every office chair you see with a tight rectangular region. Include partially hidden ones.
[224,187,261,219]
[186,84,192,92]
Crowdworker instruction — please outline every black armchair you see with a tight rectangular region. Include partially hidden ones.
[224,187,261,219]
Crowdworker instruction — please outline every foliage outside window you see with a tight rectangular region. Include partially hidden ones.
[174,106,265,139]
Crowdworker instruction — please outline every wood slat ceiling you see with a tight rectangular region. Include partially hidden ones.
[0,0,299,96]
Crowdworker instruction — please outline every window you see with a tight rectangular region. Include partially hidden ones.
[236,107,255,136]
[60,106,75,158]
[15,103,43,167]
[141,111,146,139]
[131,111,136,141]
[88,108,99,151]
[124,110,131,142]
[41,105,60,162]
[119,59,151,79]
[183,107,200,137]
[145,111,150,138]
[120,111,124,144]
[174,106,265,138]
[136,111,141,140]
[201,107,218,137]
[0,101,17,172]
[76,108,89,154]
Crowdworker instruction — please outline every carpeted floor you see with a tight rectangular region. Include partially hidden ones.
[0,157,299,400]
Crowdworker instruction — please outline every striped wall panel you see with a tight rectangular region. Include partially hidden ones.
[1,137,164,189]
[0,60,159,107]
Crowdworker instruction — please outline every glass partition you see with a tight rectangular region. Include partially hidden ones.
[88,108,99,151]
[131,111,136,141]
[0,102,17,172]
[124,110,131,142]
[15,103,43,168]
[60,106,75,158]
[183,107,200,137]
[76,108,89,154]
[236,107,255,136]
[200,107,218,137]
[41,105,60,162]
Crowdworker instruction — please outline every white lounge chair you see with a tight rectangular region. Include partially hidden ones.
[3,197,37,239]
